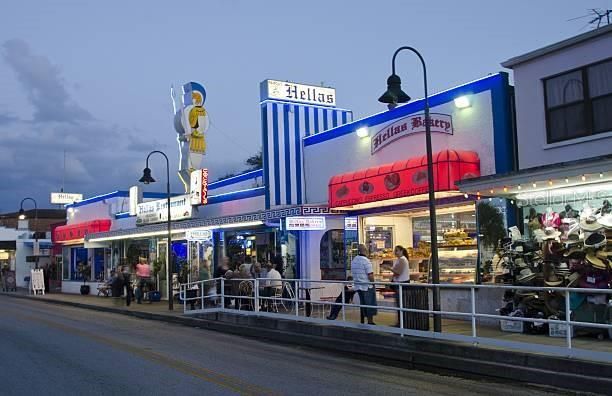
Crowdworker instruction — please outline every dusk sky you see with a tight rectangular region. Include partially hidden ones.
[0,0,610,211]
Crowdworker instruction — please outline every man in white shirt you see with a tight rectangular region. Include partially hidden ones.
[263,262,282,312]
[350,244,377,325]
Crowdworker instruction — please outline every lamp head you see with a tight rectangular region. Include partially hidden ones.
[378,74,410,109]
[139,167,156,184]
[18,208,26,220]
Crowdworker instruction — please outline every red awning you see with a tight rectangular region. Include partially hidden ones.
[53,220,112,243]
[328,150,480,208]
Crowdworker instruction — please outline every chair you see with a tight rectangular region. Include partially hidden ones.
[281,281,296,311]
[238,280,254,311]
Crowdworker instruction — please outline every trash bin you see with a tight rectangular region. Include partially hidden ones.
[403,286,429,331]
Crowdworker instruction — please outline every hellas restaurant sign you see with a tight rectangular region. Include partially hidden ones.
[136,195,193,225]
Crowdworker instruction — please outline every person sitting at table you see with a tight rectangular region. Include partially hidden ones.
[326,276,355,320]
[262,261,282,312]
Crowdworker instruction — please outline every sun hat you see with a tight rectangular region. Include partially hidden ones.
[563,246,583,257]
[599,214,612,229]
[544,273,564,287]
[566,272,581,287]
[586,253,607,270]
[516,268,537,283]
[580,216,604,232]
[542,227,561,241]
[584,232,606,249]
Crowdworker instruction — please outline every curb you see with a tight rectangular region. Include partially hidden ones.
[3,292,611,395]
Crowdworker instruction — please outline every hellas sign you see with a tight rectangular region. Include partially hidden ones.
[262,79,336,107]
[371,113,453,154]
[136,195,193,225]
[50,192,83,204]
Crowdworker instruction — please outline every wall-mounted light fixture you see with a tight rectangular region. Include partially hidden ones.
[356,127,369,138]
[453,95,471,109]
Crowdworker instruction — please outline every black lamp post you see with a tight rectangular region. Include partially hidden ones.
[19,197,39,268]
[139,150,173,310]
[379,46,441,332]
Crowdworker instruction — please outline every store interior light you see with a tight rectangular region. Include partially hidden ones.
[517,185,522,190]
[565,177,569,184]
[454,95,471,109]
[548,180,553,186]
[600,172,604,178]
[356,127,369,138]
[532,182,537,188]
[503,186,508,192]
[515,182,612,201]
[582,175,586,181]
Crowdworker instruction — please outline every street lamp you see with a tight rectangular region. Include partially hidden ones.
[19,197,39,268]
[379,46,441,332]
[139,150,173,311]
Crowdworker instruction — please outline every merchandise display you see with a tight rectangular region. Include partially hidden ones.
[495,202,612,337]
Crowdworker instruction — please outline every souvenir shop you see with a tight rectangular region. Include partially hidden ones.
[457,157,612,336]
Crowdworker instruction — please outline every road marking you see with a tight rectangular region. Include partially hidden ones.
[3,306,278,396]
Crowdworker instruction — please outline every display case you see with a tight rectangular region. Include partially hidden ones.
[436,246,478,284]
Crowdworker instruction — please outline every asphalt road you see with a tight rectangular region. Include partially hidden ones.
[0,296,576,396]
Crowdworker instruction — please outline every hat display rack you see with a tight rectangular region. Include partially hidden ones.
[496,206,612,335]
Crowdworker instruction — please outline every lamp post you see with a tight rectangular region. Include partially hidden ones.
[378,46,441,332]
[19,197,39,269]
[139,150,173,310]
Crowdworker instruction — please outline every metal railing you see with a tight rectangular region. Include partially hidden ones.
[179,277,612,363]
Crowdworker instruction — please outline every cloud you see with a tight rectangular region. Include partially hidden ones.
[2,39,92,123]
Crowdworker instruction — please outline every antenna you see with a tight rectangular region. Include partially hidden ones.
[570,9,612,29]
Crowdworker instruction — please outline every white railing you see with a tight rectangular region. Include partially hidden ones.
[179,278,612,363]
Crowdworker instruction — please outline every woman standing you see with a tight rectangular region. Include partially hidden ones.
[390,245,410,327]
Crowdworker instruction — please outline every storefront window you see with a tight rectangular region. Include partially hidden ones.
[70,247,88,281]
[320,229,345,280]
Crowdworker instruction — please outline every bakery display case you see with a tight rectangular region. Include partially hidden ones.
[436,246,478,284]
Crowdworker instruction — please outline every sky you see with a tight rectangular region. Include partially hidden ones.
[0,0,610,211]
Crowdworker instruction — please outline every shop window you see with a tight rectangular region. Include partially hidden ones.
[544,58,612,143]
[320,229,346,280]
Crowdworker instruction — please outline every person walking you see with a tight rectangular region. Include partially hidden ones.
[350,244,377,325]
[388,245,410,327]
[122,265,133,306]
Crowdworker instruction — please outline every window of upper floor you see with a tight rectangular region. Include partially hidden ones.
[544,57,612,144]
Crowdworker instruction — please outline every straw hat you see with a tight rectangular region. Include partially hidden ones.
[586,253,607,270]
[544,273,564,287]
[563,246,583,257]
[566,272,581,287]
[584,232,606,249]
[542,227,562,241]
[599,214,612,229]
[516,268,537,283]
[580,216,604,232]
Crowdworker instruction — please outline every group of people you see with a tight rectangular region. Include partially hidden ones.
[106,258,152,306]
[327,244,410,326]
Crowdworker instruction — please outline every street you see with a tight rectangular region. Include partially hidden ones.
[0,296,571,396]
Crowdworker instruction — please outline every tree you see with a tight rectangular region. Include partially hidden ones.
[477,201,506,249]
[245,150,262,171]
[215,172,236,182]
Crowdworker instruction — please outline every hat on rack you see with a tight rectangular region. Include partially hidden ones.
[564,232,582,247]
[596,248,612,260]
[586,253,607,270]
[584,232,606,249]
[516,268,537,283]
[544,272,564,287]
[563,246,583,257]
[599,214,612,229]
[566,272,581,287]
[580,216,604,232]
[542,227,562,241]
[550,242,566,256]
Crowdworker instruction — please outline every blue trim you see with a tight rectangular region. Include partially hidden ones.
[490,72,515,174]
[66,191,126,208]
[272,103,281,206]
[342,111,347,124]
[283,104,292,204]
[304,107,310,136]
[313,108,320,134]
[143,192,171,199]
[332,110,338,128]
[304,73,506,147]
[294,105,303,205]
[208,169,263,190]
[323,109,329,131]
[207,187,266,204]
[115,212,132,219]
[261,105,270,209]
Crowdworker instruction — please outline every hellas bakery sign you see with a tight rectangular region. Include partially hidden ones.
[371,113,453,154]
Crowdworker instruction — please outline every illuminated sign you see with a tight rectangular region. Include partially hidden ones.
[286,216,326,231]
[344,217,358,231]
[136,195,193,225]
[50,192,83,204]
[190,168,209,205]
[371,113,453,154]
[186,228,212,241]
[262,80,336,107]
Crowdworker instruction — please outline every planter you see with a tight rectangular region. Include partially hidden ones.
[80,285,90,295]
